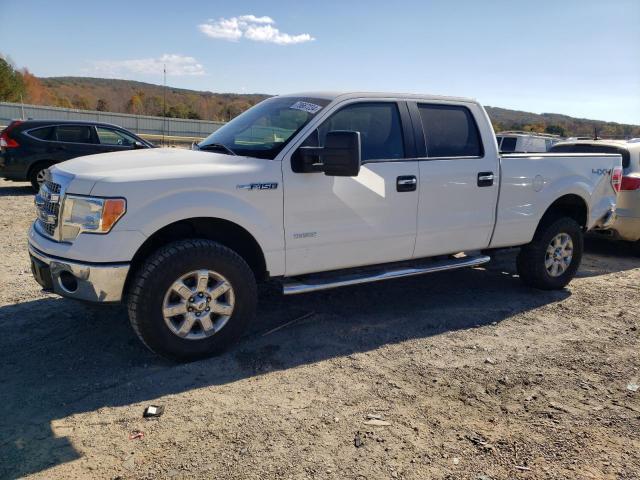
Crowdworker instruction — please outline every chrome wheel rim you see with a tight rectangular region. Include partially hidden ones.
[545,233,573,277]
[36,169,47,186]
[162,270,235,340]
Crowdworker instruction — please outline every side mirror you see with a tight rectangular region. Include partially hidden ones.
[292,130,361,177]
[133,141,146,149]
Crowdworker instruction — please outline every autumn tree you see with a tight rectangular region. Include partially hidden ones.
[96,98,109,111]
[126,94,144,114]
[72,94,90,110]
[545,124,565,136]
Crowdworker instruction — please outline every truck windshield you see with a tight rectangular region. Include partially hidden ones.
[198,96,330,160]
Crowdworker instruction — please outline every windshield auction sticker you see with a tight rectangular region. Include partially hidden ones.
[290,101,323,114]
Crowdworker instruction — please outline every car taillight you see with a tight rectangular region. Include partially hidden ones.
[621,175,640,191]
[0,120,23,149]
[611,166,623,193]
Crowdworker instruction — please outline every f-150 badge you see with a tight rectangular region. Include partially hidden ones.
[236,182,279,190]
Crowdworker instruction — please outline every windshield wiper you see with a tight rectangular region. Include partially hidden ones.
[197,143,236,156]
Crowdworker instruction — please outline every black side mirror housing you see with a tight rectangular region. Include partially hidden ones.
[133,141,146,149]
[292,130,361,177]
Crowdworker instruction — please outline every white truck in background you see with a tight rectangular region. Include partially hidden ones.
[496,131,562,153]
[28,92,622,360]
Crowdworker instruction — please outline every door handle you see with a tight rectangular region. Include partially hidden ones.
[397,175,417,192]
[477,172,494,187]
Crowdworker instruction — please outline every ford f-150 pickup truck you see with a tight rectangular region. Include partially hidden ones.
[28,92,622,360]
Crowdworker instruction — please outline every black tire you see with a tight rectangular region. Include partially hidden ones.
[516,216,583,290]
[127,239,257,361]
[28,163,51,192]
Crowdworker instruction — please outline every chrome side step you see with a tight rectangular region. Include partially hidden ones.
[283,254,491,295]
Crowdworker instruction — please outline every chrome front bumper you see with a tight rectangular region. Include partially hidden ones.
[28,243,130,303]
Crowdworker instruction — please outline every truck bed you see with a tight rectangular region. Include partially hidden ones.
[490,153,622,248]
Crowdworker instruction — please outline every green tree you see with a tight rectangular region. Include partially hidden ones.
[0,56,26,102]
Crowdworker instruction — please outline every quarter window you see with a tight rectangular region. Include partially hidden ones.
[315,102,405,161]
[28,126,55,140]
[418,104,483,158]
[55,125,95,144]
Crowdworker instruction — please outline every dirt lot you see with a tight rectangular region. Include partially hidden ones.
[0,178,638,480]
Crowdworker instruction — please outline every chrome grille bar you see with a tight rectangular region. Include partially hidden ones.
[34,173,63,239]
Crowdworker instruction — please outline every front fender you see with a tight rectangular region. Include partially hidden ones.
[108,184,285,275]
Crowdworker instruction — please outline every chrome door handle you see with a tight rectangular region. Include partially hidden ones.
[477,172,494,187]
[397,176,417,192]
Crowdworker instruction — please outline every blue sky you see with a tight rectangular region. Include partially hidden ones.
[1,0,639,124]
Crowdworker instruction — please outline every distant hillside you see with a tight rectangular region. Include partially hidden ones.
[2,60,638,137]
[484,106,639,138]
[40,77,269,121]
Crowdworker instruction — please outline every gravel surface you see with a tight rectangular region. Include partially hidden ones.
[0,178,638,480]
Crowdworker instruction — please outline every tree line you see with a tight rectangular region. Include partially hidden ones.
[2,55,639,137]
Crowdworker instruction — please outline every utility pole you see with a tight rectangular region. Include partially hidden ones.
[163,64,167,146]
[19,93,25,120]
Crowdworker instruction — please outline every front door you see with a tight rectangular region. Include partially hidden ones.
[93,126,139,153]
[282,100,419,276]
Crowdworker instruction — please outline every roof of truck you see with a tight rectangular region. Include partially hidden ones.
[280,91,479,104]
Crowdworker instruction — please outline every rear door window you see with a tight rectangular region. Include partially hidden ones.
[55,125,95,144]
[28,126,55,140]
[418,104,483,158]
[550,143,630,168]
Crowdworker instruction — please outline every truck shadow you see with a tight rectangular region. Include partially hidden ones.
[578,237,640,278]
[0,250,605,479]
[0,183,33,197]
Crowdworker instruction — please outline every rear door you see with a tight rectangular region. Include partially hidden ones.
[409,102,500,257]
[282,100,420,276]
[52,125,99,160]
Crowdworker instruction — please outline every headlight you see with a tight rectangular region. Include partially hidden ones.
[60,195,126,241]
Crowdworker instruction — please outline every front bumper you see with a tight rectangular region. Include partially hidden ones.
[28,243,130,303]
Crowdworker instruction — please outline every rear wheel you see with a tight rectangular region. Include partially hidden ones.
[517,217,583,290]
[127,239,257,361]
[29,163,51,192]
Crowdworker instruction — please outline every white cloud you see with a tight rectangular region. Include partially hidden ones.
[198,15,314,45]
[244,24,314,45]
[238,15,274,24]
[91,54,205,76]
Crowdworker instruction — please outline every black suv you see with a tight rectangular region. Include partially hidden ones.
[0,120,154,191]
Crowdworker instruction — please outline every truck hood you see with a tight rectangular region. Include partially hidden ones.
[53,148,263,194]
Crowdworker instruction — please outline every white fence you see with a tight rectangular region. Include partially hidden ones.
[0,101,224,139]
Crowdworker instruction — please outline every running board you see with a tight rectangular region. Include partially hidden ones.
[282,254,491,295]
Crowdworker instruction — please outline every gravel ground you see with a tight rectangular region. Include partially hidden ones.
[0,178,638,480]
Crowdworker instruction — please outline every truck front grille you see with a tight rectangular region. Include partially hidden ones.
[35,180,62,239]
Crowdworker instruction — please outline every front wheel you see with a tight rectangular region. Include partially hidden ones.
[127,239,257,361]
[516,217,583,290]
[29,164,50,192]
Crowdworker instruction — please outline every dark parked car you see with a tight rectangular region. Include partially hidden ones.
[0,120,154,191]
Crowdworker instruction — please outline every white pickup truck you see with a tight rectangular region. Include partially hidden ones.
[28,92,622,360]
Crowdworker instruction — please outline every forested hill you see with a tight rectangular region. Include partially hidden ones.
[40,77,269,122]
[40,77,640,137]
[1,58,638,137]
